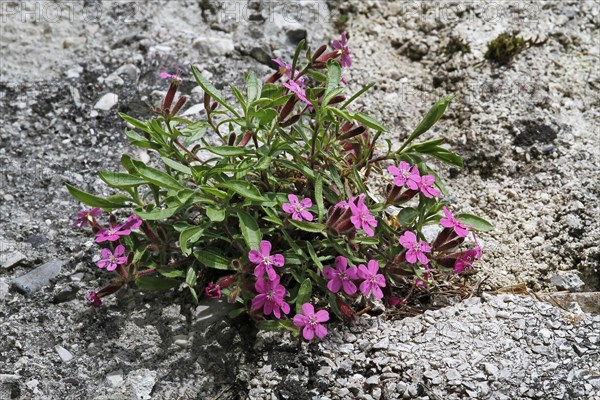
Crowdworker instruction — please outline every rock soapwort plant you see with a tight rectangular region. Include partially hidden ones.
[67,35,492,340]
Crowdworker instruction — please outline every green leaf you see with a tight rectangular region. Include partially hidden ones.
[353,237,380,245]
[133,161,184,190]
[305,241,324,271]
[136,276,180,291]
[236,209,262,250]
[228,307,246,319]
[119,112,152,134]
[191,65,240,117]
[406,95,453,144]
[291,39,306,80]
[255,320,285,332]
[289,220,326,233]
[120,154,138,174]
[194,250,234,270]
[396,207,419,225]
[185,266,197,287]
[325,60,341,92]
[295,279,313,314]
[245,71,262,104]
[189,286,199,305]
[314,175,325,222]
[206,207,226,222]
[99,171,146,188]
[179,226,204,256]
[218,180,268,202]
[353,112,388,132]
[342,82,375,109]
[65,183,129,209]
[205,146,251,157]
[457,213,494,232]
[135,206,179,220]
[158,269,185,278]
[161,157,192,175]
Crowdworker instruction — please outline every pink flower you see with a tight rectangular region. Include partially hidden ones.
[418,175,441,199]
[122,214,143,230]
[205,282,221,299]
[349,195,378,237]
[86,291,102,308]
[293,303,329,340]
[357,260,386,299]
[282,80,312,107]
[388,296,403,306]
[399,231,431,265]
[454,236,482,274]
[387,162,420,190]
[252,275,290,319]
[160,71,183,82]
[273,58,292,75]
[96,245,128,272]
[95,223,131,243]
[440,207,469,237]
[282,194,313,222]
[332,33,352,68]
[71,208,102,229]
[249,240,285,280]
[323,256,358,295]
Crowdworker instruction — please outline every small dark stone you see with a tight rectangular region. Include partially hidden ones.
[286,29,307,45]
[25,234,48,249]
[52,284,80,304]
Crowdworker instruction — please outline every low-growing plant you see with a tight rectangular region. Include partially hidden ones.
[484,31,545,65]
[68,35,492,339]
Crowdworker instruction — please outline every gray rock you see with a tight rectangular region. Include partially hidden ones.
[0,248,25,269]
[550,273,585,291]
[192,37,234,56]
[0,279,9,302]
[94,93,119,110]
[193,298,238,329]
[54,345,73,363]
[52,284,80,304]
[12,259,63,294]
[114,64,140,82]
[126,369,157,400]
[446,369,461,381]
[106,370,124,388]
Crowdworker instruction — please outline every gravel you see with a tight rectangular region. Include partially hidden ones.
[0,0,599,399]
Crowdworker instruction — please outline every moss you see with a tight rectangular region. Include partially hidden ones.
[484,31,544,65]
[335,13,349,33]
[440,36,471,57]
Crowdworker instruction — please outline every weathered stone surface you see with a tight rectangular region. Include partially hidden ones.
[12,260,63,294]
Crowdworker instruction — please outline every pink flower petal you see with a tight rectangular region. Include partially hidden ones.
[259,240,272,257]
[301,303,315,316]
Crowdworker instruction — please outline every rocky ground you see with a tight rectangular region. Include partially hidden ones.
[0,1,598,399]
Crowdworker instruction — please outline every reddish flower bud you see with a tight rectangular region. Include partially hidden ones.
[162,80,179,112]
[338,125,366,140]
[227,286,240,304]
[280,114,301,128]
[327,95,346,105]
[265,71,283,84]
[311,44,328,62]
[228,132,236,146]
[171,96,187,116]
[205,282,221,299]
[386,185,419,205]
[216,274,237,289]
[238,131,252,147]
[203,92,211,111]
[316,51,339,64]
[279,96,297,122]
[336,296,356,325]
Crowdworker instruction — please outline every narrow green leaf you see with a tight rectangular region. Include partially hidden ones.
[99,171,146,188]
[289,220,326,233]
[186,266,197,287]
[291,39,306,80]
[194,250,235,270]
[457,213,494,232]
[136,276,180,291]
[133,161,184,190]
[191,65,240,117]
[236,209,262,250]
[305,242,324,271]
[354,112,388,132]
[406,95,453,144]
[295,279,313,314]
[218,180,268,202]
[205,146,251,157]
[179,226,204,256]
[119,112,152,134]
[161,157,192,175]
[245,71,262,104]
[66,183,129,209]
[158,269,185,278]
[342,82,375,109]
[135,206,179,220]
[314,175,324,222]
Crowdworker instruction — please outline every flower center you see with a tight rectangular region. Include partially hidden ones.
[308,316,317,326]
[263,256,271,265]
[338,272,347,280]
[266,290,274,300]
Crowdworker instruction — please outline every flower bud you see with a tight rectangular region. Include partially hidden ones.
[162,80,179,113]
[279,96,297,122]
[171,96,187,116]
[336,296,356,325]
[386,185,419,205]
[338,125,366,140]
[311,44,328,62]
[238,131,252,147]
[328,95,346,105]
[228,132,236,146]
[280,114,301,128]
[203,92,211,111]
[216,274,237,289]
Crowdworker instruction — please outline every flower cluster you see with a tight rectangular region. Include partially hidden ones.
[68,32,489,342]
